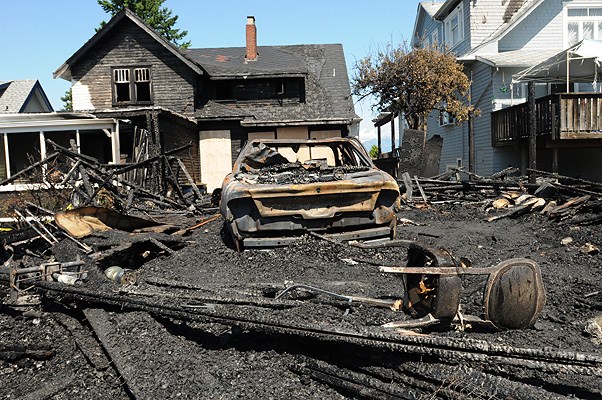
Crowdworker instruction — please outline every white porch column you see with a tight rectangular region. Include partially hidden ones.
[3,132,10,178]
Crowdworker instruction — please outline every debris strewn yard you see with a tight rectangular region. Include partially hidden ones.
[1,164,602,399]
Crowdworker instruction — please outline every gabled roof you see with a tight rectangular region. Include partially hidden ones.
[411,2,444,47]
[463,48,560,68]
[433,0,462,20]
[421,1,444,17]
[53,9,203,81]
[0,80,53,113]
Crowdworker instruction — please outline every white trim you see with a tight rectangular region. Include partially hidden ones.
[563,2,602,47]
[111,124,120,164]
[3,132,10,179]
[444,2,464,49]
[0,118,116,133]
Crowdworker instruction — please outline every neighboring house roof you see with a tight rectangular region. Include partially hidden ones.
[53,9,204,81]
[411,2,444,47]
[460,48,560,68]
[421,1,444,17]
[433,0,463,19]
[0,80,53,113]
[460,0,546,59]
[195,44,358,125]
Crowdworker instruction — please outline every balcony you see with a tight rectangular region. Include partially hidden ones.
[491,93,602,147]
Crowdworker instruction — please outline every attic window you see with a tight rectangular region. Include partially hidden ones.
[112,67,152,105]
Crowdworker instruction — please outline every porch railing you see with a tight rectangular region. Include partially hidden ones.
[491,95,557,147]
[558,93,602,139]
[492,93,602,146]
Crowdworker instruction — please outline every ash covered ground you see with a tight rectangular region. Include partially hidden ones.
[1,202,601,399]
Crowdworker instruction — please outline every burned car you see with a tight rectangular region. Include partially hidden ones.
[220,137,400,250]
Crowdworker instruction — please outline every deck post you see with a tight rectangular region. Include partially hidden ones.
[528,82,537,183]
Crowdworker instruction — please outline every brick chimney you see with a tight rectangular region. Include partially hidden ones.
[245,16,257,61]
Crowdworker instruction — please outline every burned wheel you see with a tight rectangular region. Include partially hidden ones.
[404,274,461,320]
[431,275,462,319]
[484,258,545,329]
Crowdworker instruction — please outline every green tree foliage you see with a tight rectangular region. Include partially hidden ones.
[352,42,476,131]
[60,89,73,111]
[368,144,379,159]
[97,0,190,48]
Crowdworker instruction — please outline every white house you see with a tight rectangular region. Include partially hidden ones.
[412,0,602,180]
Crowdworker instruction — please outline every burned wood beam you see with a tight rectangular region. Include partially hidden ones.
[527,168,602,191]
[290,358,415,400]
[401,172,413,202]
[413,175,428,203]
[174,157,203,200]
[21,279,602,377]
[0,345,55,361]
[111,143,192,177]
[46,140,100,165]
[0,152,59,186]
[82,308,138,399]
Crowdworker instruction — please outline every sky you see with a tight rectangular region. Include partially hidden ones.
[0,0,425,143]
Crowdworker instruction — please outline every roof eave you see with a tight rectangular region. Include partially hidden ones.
[240,118,354,127]
[433,0,461,20]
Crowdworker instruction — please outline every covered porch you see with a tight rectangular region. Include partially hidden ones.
[490,40,602,179]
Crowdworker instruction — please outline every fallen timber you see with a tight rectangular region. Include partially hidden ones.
[11,279,602,382]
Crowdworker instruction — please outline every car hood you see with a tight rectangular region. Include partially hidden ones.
[221,169,398,219]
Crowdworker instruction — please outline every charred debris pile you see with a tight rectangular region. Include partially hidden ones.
[399,167,602,227]
[1,151,602,398]
[0,139,212,217]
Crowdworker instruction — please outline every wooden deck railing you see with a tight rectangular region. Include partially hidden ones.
[558,93,602,139]
[492,93,602,146]
[491,95,557,147]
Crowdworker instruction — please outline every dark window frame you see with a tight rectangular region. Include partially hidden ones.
[111,66,154,106]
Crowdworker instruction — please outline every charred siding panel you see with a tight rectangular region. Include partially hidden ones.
[70,19,197,115]
[159,118,200,183]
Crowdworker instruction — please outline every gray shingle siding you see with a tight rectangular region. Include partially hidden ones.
[471,62,494,175]
[499,0,564,52]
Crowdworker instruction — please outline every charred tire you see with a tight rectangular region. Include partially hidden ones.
[431,275,462,320]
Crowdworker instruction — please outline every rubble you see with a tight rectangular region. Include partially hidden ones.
[0,156,601,398]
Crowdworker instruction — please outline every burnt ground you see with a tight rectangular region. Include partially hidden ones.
[1,202,601,399]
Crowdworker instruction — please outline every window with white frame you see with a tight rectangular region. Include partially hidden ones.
[565,5,602,46]
[439,110,456,126]
[444,2,464,48]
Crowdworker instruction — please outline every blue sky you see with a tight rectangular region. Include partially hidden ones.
[1,0,424,142]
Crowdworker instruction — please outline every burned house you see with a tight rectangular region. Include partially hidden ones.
[52,10,359,192]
